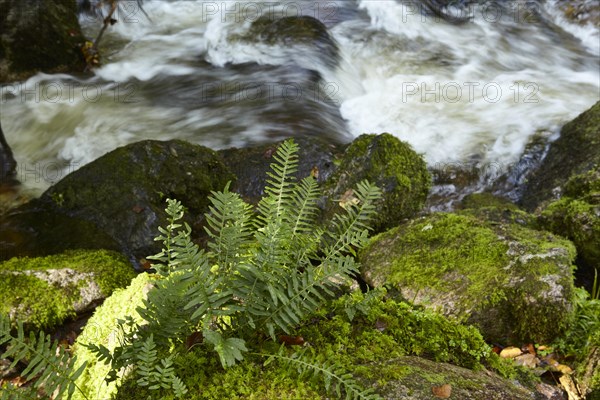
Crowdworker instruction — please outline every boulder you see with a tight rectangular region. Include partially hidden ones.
[40,140,234,263]
[323,133,431,233]
[0,0,86,82]
[72,272,154,400]
[520,101,600,210]
[539,169,600,274]
[0,249,136,331]
[359,212,576,344]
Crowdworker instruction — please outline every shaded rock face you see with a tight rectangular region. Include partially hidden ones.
[324,133,431,233]
[520,101,600,210]
[0,0,86,83]
[360,212,576,344]
[539,169,600,279]
[0,140,234,265]
[0,121,17,185]
[218,136,341,205]
[0,249,136,331]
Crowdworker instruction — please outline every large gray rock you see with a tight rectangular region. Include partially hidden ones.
[360,212,577,344]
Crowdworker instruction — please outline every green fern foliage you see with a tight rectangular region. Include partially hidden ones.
[84,138,382,398]
[0,314,88,400]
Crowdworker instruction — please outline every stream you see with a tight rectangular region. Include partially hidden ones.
[0,0,598,199]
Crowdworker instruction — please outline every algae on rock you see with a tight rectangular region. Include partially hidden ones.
[360,212,577,344]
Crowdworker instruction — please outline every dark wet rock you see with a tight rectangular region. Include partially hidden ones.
[0,249,136,331]
[520,101,600,210]
[220,134,431,233]
[323,133,431,233]
[556,0,600,26]
[0,0,86,82]
[0,121,17,186]
[519,102,600,281]
[0,130,216,263]
[245,16,339,68]
[360,212,576,344]
[37,140,234,263]
[218,136,342,205]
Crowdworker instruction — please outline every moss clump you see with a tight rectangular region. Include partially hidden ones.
[0,249,135,331]
[457,193,537,227]
[360,212,576,344]
[111,293,519,399]
[325,134,431,232]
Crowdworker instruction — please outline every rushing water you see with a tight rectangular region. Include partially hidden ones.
[0,0,598,196]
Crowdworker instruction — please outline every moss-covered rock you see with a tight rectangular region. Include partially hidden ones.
[457,192,537,227]
[521,101,600,210]
[359,212,577,344]
[71,272,154,400]
[0,249,135,331]
[324,134,431,232]
[39,140,234,263]
[0,0,86,82]
[539,169,600,275]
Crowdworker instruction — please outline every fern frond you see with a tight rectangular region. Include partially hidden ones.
[203,330,248,368]
[204,183,253,272]
[135,335,187,397]
[0,314,88,400]
[324,180,382,258]
[262,346,382,400]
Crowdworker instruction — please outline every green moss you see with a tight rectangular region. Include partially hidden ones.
[109,294,510,399]
[72,272,154,400]
[360,212,576,343]
[540,169,600,270]
[326,134,431,232]
[0,249,135,331]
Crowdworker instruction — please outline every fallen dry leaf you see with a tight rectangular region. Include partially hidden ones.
[432,384,452,399]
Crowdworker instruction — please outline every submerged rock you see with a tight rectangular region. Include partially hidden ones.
[0,249,135,331]
[244,16,339,68]
[0,0,86,82]
[360,212,576,344]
